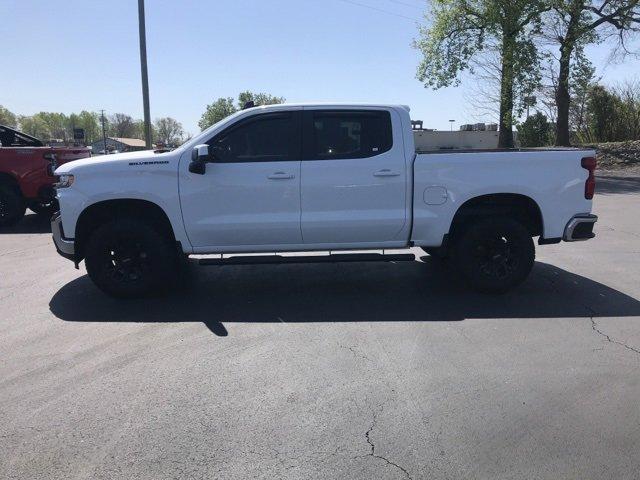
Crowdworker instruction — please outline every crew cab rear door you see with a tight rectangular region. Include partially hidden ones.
[180,110,303,249]
[300,108,407,245]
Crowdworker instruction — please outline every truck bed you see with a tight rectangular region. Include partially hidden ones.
[410,148,595,246]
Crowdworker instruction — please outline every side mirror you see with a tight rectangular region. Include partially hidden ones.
[189,144,209,175]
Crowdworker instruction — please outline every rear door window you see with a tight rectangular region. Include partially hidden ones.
[304,110,392,160]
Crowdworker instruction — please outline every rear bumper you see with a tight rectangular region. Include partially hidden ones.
[563,214,598,241]
[51,213,75,261]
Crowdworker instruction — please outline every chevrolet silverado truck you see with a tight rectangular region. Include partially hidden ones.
[52,104,597,297]
[0,124,90,226]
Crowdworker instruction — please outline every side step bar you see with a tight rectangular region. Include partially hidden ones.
[198,252,416,266]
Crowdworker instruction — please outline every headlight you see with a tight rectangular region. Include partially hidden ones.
[55,174,75,188]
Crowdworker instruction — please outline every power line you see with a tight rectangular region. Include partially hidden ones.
[335,0,420,22]
[382,0,425,11]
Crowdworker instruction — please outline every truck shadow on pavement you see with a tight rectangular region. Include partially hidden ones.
[49,258,640,337]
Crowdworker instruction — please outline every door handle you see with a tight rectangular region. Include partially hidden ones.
[373,169,400,177]
[267,172,295,180]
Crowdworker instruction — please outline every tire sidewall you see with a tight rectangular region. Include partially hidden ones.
[0,185,26,227]
[454,217,535,293]
[85,219,177,298]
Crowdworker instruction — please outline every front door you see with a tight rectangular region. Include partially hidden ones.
[180,110,302,249]
[300,108,407,245]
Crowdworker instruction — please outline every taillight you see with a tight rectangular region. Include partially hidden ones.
[43,152,58,176]
[581,156,596,200]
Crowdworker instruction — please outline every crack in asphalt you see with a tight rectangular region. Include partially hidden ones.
[539,271,640,358]
[339,343,372,362]
[364,406,412,480]
[582,304,640,357]
[590,317,640,356]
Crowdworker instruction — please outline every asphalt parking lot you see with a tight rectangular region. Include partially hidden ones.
[1,174,639,480]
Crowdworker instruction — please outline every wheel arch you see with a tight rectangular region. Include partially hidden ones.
[74,198,177,262]
[0,172,23,196]
[448,193,543,241]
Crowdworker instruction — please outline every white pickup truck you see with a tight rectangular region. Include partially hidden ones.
[52,103,597,297]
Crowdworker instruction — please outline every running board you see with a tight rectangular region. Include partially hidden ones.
[198,252,416,266]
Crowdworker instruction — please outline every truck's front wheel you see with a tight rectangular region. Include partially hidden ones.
[85,218,178,298]
[453,217,534,293]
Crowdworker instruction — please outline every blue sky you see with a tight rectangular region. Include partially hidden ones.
[2,0,639,136]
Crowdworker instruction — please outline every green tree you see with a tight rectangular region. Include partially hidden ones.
[614,79,640,140]
[198,97,236,131]
[586,84,624,141]
[108,113,137,138]
[545,0,640,146]
[415,0,549,148]
[0,105,18,128]
[517,111,553,146]
[18,113,66,141]
[564,81,640,142]
[132,119,156,141]
[237,91,286,109]
[198,92,286,131]
[154,117,184,145]
[30,112,69,140]
[567,51,597,141]
[72,111,101,144]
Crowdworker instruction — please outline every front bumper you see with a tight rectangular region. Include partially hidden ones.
[51,213,75,261]
[563,214,598,241]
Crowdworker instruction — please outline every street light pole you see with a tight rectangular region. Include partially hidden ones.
[449,119,455,132]
[138,0,152,149]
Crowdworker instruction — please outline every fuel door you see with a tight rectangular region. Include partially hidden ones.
[423,186,448,205]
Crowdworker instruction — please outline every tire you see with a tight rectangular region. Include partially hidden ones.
[29,199,59,217]
[0,185,26,227]
[452,217,534,293]
[85,218,178,298]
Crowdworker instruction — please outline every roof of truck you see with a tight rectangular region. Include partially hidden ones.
[242,102,411,112]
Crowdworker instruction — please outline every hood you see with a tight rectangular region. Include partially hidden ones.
[54,150,157,174]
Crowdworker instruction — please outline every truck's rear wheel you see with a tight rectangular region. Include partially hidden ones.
[453,217,534,293]
[0,185,26,227]
[85,218,178,298]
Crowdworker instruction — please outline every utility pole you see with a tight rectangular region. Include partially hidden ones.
[100,109,107,155]
[138,0,152,148]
